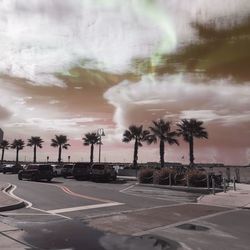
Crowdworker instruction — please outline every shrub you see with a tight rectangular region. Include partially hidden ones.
[174,173,186,186]
[187,169,207,187]
[139,168,154,184]
[153,168,176,185]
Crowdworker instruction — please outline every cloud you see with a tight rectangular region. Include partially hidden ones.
[5,117,100,132]
[0,105,12,121]
[104,74,250,128]
[0,0,249,85]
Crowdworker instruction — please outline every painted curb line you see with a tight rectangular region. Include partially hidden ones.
[0,184,26,212]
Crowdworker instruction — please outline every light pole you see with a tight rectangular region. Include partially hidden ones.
[97,128,105,163]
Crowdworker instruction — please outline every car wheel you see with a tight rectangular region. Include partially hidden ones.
[63,175,67,179]
[47,178,52,182]
[18,173,22,180]
[3,171,6,174]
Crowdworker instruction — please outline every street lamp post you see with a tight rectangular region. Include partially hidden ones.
[97,128,105,163]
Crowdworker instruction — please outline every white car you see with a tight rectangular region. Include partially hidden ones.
[51,164,63,177]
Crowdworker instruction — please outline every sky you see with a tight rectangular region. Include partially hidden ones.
[0,0,250,165]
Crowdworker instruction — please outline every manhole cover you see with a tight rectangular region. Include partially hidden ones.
[176,223,209,231]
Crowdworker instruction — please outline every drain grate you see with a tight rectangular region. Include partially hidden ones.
[176,223,209,231]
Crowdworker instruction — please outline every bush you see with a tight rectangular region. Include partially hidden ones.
[187,169,207,187]
[153,168,176,185]
[174,173,186,186]
[139,168,154,184]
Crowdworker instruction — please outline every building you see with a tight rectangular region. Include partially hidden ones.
[0,128,3,143]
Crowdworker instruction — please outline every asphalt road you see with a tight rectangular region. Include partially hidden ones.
[0,173,249,249]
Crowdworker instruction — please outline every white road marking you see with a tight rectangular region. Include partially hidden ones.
[3,183,71,220]
[47,202,124,214]
[119,185,135,192]
[84,203,191,220]
[3,184,32,208]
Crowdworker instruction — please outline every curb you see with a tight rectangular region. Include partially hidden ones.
[137,183,223,194]
[241,205,250,210]
[117,176,137,181]
[0,184,26,212]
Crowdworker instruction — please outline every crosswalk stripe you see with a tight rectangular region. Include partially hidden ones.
[47,202,124,214]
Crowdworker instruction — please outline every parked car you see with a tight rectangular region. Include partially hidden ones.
[0,164,6,173]
[61,164,74,178]
[72,162,92,180]
[18,164,53,182]
[52,164,63,177]
[2,163,22,174]
[91,163,117,182]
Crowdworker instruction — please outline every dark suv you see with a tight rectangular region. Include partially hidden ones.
[91,163,117,182]
[3,164,22,174]
[18,164,53,182]
[61,164,74,178]
[73,162,92,180]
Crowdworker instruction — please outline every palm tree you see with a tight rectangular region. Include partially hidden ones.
[122,125,150,169]
[82,132,99,163]
[0,140,10,164]
[27,136,44,163]
[148,119,179,168]
[11,139,25,163]
[51,135,70,163]
[177,119,208,166]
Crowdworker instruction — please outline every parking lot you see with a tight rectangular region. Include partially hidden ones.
[0,173,249,249]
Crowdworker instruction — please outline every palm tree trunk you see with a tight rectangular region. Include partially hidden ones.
[160,139,165,168]
[58,146,62,163]
[16,148,19,163]
[33,145,37,163]
[1,148,4,163]
[189,136,194,167]
[133,138,138,168]
[90,144,94,163]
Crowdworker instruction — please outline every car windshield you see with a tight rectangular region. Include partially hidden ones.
[27,165,39,170]
[74,163,90,168]
[92,165,105,170]
[38,165,51,171]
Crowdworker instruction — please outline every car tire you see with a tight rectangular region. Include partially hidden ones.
[47,178,52,182]
[18,173,22,180]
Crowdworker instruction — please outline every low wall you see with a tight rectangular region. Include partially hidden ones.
[118,169,137,177]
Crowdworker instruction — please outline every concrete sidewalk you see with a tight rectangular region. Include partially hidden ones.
[0,183,28,249]
[198,183,250,209]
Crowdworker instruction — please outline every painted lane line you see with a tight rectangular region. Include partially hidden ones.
[4,183,71,220]
[30,206,72,219]
[47,202,124,214]
[58,185,113,203]
[3,184,33,208]
[83,202,192,220]
[120,185,135,193]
